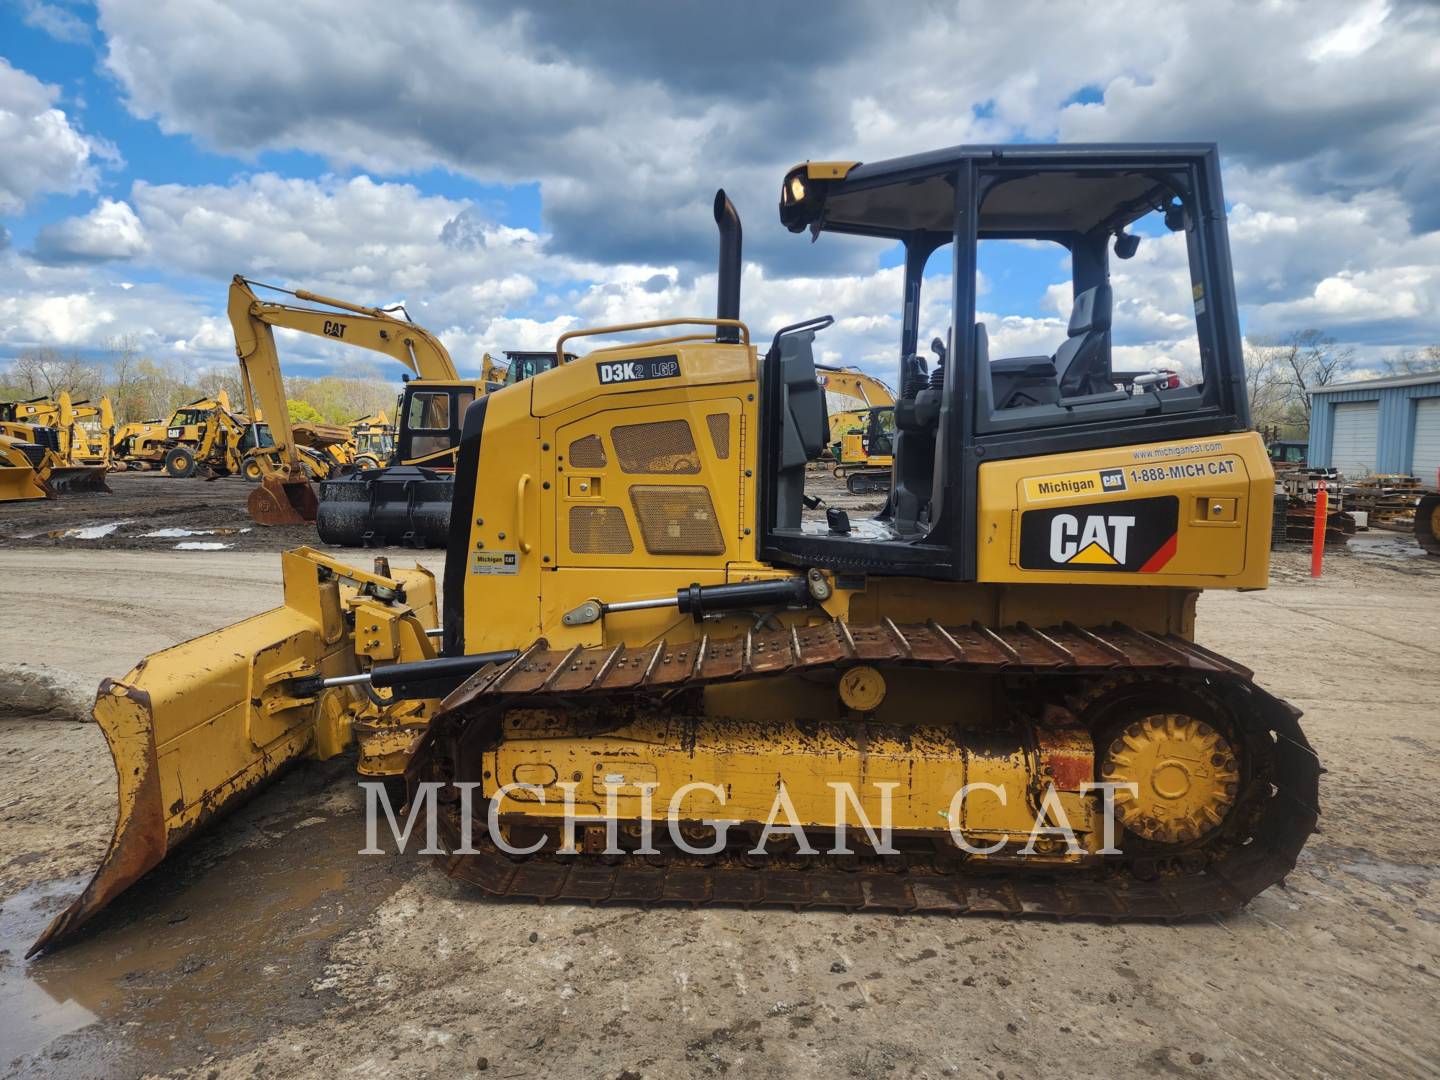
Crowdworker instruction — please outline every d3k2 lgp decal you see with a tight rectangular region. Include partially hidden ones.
[596,355,681,385]
[1018,495,1179,573]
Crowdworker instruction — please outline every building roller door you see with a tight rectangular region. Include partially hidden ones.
[1330,402,1378,477]
[1411,398,1440,485]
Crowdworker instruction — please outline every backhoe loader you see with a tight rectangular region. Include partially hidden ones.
[112,392,237,471]
[348,411,395,469]
[32,144,1319,956]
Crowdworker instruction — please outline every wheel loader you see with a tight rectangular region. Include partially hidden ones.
[31,144,1319,956]
[1417,491,1440,557]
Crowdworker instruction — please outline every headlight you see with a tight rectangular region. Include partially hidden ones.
[788,175,806,203]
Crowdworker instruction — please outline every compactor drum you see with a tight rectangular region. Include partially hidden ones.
[33,144,1319,956]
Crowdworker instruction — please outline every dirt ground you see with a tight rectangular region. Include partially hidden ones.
[0,473,326,553]
[1,477,1438,1079]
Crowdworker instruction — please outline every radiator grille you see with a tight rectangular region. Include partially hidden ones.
[705,413,730,459]
[568,505,634,554]
[612,420,700,474]
[629,485,725,555]
[568,434,607,469]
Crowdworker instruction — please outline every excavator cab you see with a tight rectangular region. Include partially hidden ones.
[396,382,476,464]
[769,144,1255,581]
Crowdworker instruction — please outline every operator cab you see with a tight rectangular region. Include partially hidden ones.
[397,382,475,465]
[760,144,1250,580]
[504,350,573,386]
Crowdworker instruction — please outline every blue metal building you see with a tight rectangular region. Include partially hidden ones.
[1306,373,1440,485]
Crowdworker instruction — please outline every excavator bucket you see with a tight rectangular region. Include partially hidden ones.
[247,476,319,525]
[27,549,435,956]
[43,464,112,494]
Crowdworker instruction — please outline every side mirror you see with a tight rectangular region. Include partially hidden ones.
[1113,230,1140,259]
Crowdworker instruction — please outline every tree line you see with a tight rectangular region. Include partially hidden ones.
[0,336,400,427]
[1244,331,1440,439]
[4,329,1437,439]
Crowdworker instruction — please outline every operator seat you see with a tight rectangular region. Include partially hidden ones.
[989,283,1113,408]
[1054,283,1113,397]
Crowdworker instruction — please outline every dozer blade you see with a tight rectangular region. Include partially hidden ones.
[28,550,366,956]
[248,477,319,526]
[0,465,51,502]
[43,464,112,494]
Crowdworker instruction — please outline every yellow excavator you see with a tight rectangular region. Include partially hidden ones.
[0,392,115,467]
[821,365,897,494]
[229,277,501,535]
[32,144,1319,956]
[0,414,112,496]
[821,364,894,443]
[228,276,565,541]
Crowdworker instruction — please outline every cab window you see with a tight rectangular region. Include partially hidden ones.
[407,392,450,431]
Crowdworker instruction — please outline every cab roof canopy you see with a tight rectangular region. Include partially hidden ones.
[782,143,1215,240]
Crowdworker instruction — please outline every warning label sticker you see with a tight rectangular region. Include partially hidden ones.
[471,550,520,575]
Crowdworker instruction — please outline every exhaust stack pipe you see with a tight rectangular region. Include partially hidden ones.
[713,189,741,343]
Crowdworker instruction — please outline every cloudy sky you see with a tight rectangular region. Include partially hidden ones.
[1,0,1437,384]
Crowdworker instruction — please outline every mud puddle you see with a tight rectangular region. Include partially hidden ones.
[1,762,420,1078]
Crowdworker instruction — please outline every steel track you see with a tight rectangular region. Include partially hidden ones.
[409,620,1320,920]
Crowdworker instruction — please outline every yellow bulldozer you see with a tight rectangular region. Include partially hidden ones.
[31,144,1319,956]
[0,429,56,501]
[0,393,115,493]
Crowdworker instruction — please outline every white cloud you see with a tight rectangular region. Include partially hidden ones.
[34,198,148,263]
[20,1,92,45]
[0,58,118,215]
[5,0,1439,372]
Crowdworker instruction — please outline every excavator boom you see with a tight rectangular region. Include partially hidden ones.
[228,276,472,527]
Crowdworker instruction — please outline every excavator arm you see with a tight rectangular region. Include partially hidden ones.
[227,276,463,526]
[816,364,896,444]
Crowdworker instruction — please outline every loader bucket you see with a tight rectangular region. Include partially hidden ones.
[28,550,366,956]
[248,476,319,526]
[43,464,112,494]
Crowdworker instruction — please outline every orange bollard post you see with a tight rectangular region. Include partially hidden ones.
[1310,480,1328,577]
